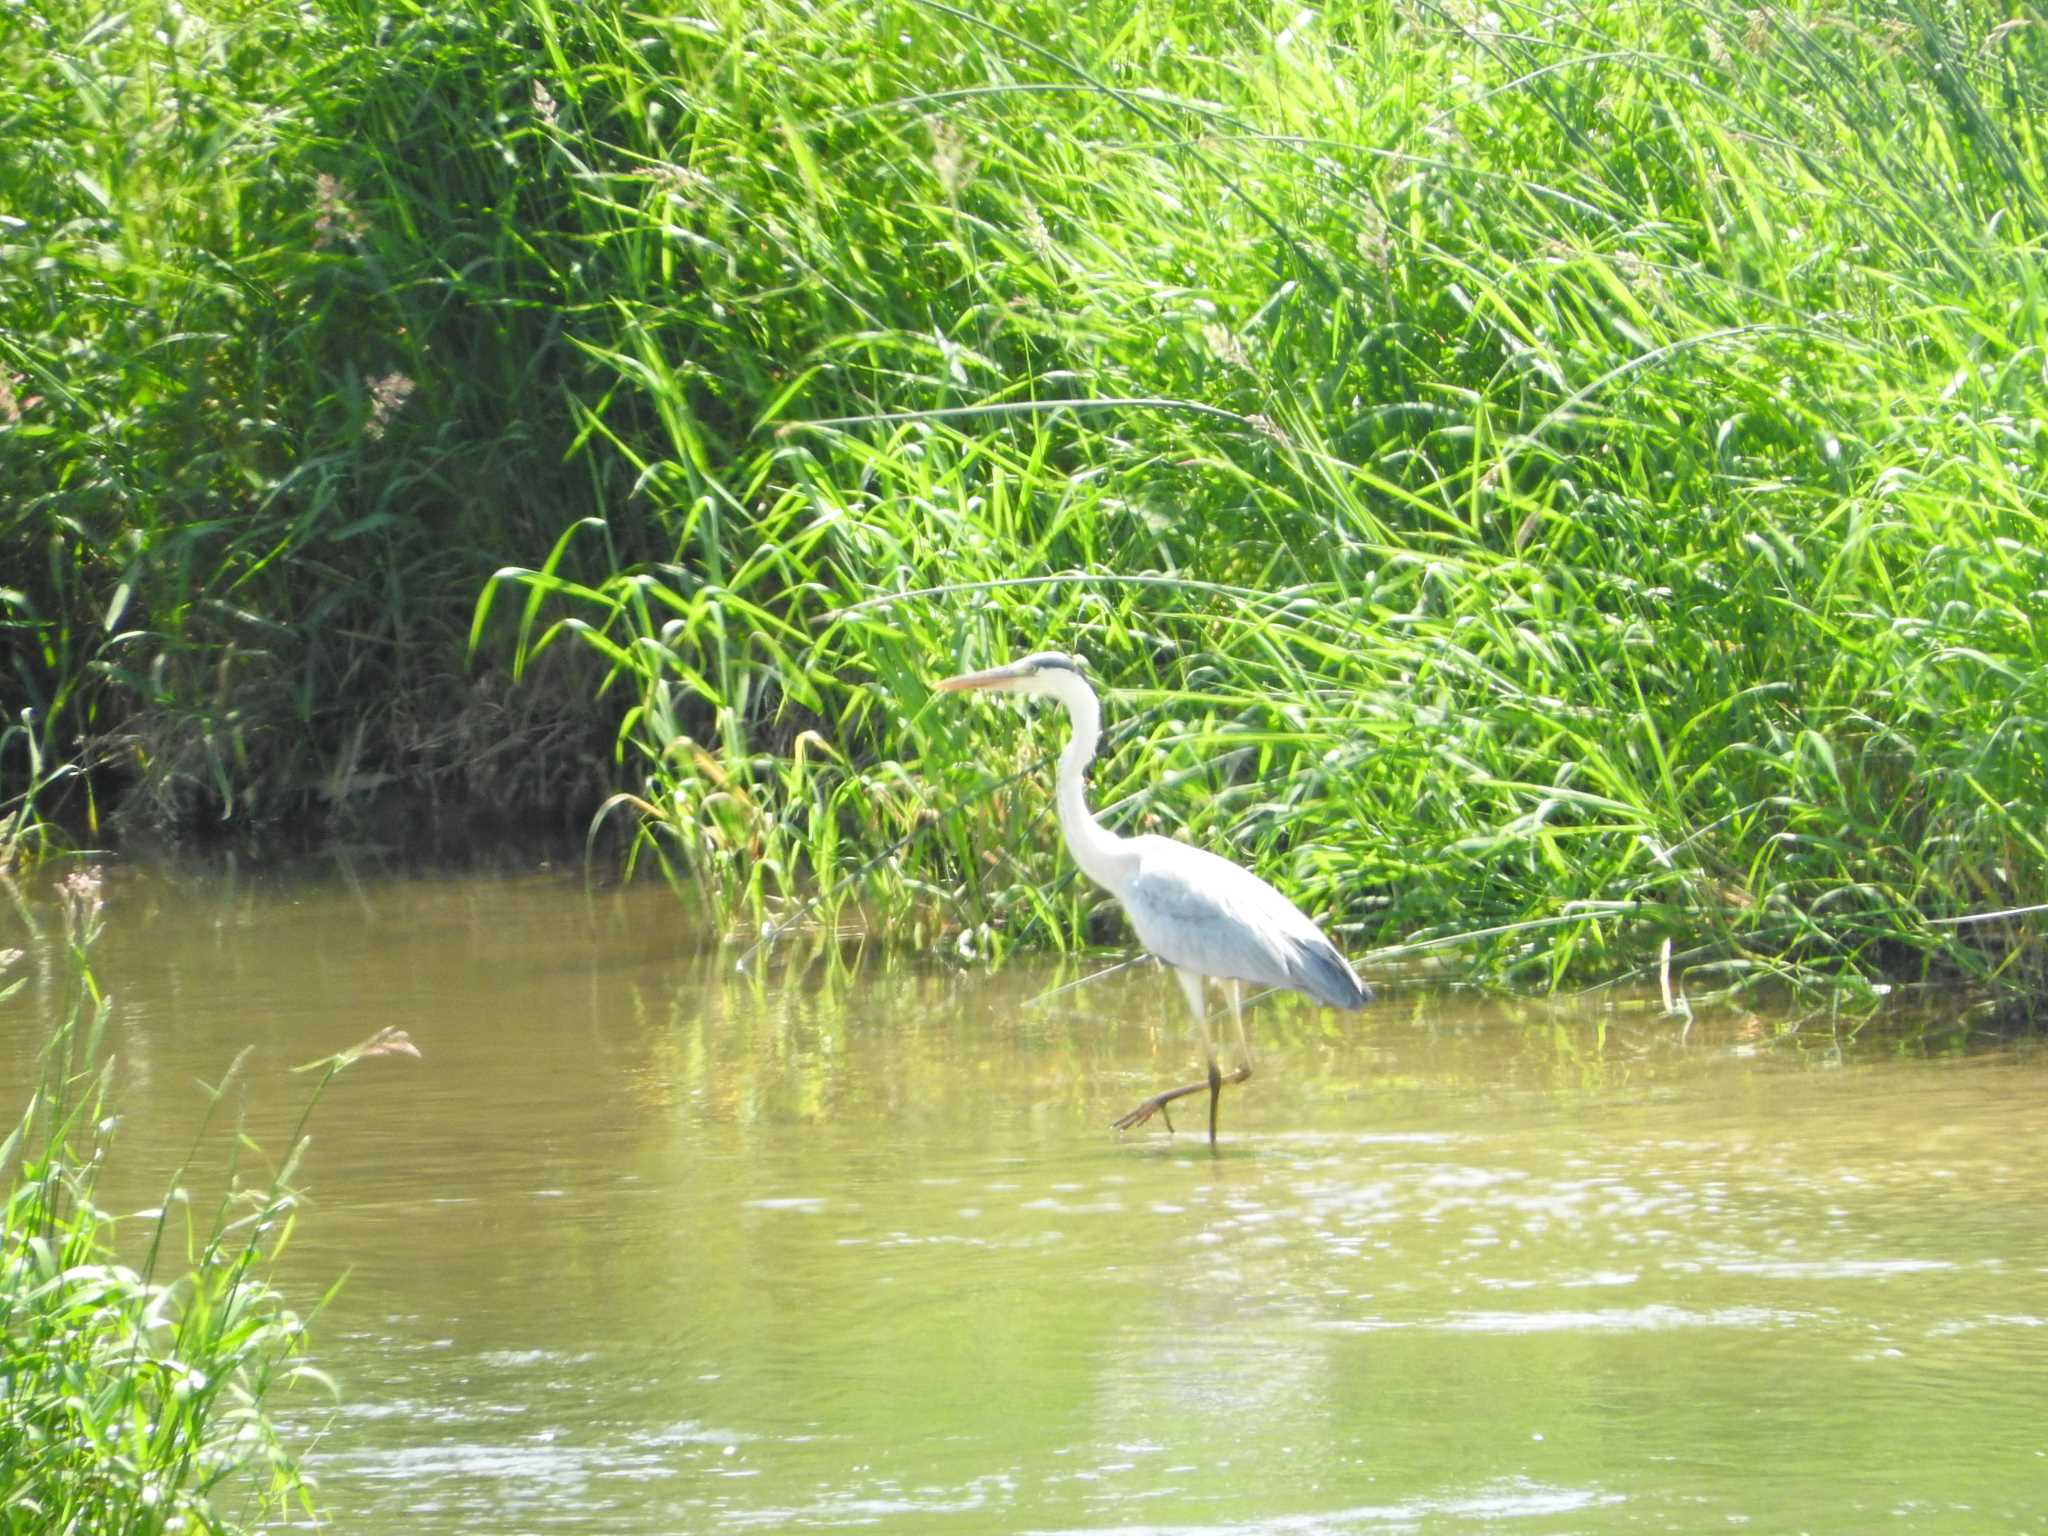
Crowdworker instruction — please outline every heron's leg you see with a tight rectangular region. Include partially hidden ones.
[1170,967,1228,1146]
[1111,970,1248,1145]
[1228,980,1256,1080]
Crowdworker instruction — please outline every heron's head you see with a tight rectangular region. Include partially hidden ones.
[934,652,1087,699]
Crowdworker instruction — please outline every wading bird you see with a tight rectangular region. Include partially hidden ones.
[935,652,1371,1144]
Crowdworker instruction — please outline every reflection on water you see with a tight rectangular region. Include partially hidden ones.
[3,865,2046,1533]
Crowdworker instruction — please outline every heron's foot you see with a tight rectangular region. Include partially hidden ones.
[1111,1081,1201,1133]
[1111,1066,1251,1136]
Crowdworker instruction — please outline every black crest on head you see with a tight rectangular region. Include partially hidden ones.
[1020,651,1081,674]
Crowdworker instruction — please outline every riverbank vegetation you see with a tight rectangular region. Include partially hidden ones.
[0,870,417,1530]
[4,0,2046,1007]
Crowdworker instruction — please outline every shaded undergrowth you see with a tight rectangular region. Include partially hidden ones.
[5,0,2048,1006]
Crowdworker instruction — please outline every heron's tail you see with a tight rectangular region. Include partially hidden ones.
[1290,933,1374,1010]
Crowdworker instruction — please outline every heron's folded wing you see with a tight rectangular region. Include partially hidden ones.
[1124,839,1370,1009]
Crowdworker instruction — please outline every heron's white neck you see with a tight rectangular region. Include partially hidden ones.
[1039,669,1136,895]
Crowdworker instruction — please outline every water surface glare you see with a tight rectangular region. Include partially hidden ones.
[4,866,2046,1533]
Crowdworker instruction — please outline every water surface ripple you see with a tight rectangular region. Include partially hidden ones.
[3,867,2044,1532]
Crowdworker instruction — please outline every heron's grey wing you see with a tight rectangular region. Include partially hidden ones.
[1122,838,1371,1009]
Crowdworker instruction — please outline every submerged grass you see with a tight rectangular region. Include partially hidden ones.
[6,0,2048,1006]
[0,869,415,1531]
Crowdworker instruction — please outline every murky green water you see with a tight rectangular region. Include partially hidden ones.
[4,865,2047,1532]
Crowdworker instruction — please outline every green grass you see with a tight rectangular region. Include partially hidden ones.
[0,869,423,1532]
[6,0,2048,1009]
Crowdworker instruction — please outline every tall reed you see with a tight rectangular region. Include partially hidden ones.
[6,0,2046,1006]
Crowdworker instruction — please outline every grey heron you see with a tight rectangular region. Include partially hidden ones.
[935,652,1371,1144]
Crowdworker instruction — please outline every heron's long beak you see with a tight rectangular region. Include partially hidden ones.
[934,662,1027,693]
